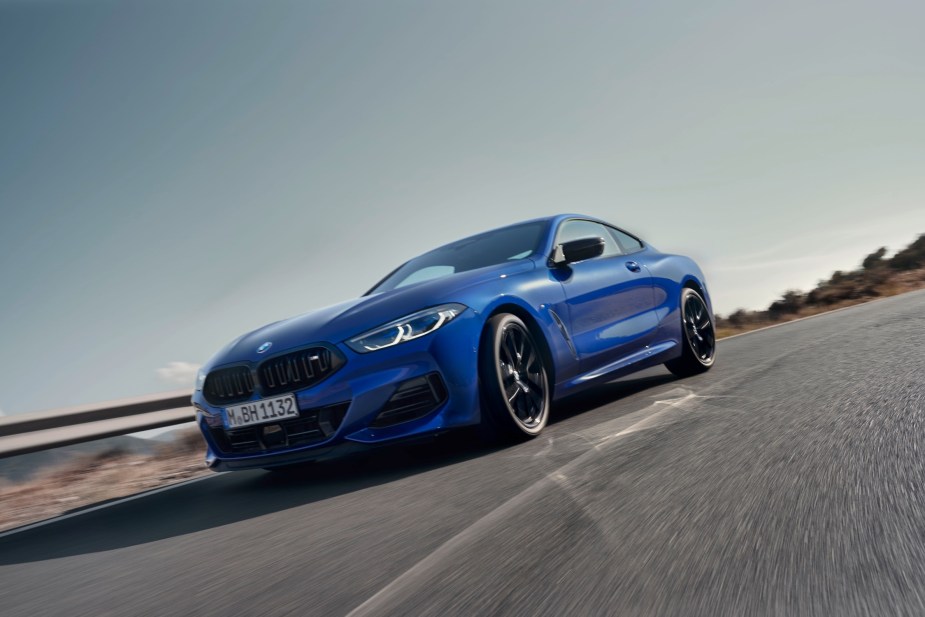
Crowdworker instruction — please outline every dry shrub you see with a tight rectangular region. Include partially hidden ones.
[154,428,206,458]
[39,448,130,484]
[716,237,925,336]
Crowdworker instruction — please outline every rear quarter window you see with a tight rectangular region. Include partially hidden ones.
[607,227,644,254]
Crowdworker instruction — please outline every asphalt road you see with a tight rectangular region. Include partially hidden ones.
[2,290,925,616]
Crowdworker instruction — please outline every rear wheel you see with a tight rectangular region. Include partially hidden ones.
[479,314,550,440]
[665,287,716,377]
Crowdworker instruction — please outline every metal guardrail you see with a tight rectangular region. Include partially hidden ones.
[0,389,195,458]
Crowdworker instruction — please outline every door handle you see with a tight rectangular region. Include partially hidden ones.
[625,261,641,273]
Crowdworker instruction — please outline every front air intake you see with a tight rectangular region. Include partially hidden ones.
[370,373,448,428]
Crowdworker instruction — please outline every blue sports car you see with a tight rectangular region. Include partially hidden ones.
[193,214,715,471]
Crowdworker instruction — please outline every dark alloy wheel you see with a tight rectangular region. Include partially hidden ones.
[479,314,550,439]
[665,287,716,377]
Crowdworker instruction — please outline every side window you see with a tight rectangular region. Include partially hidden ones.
[556,220,622,258]
[607,226,644,254]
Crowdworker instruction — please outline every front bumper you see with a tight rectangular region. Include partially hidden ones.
[193,309,483,471]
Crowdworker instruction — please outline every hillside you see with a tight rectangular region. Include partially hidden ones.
[0,429,207,533]
[716,233,925,336]
[0,435,157,483]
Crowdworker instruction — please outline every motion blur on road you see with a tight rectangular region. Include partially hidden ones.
[1,290,924,616]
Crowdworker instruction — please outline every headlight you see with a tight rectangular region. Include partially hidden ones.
[346,303,466,353]
[195,368,207,391]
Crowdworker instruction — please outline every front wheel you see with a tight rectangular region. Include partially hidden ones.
[665,287,716,377]
[479,314,551,440]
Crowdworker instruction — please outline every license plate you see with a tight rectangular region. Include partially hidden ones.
[224,394,299,429]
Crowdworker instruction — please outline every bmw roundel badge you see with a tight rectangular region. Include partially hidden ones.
[256,341,273,354]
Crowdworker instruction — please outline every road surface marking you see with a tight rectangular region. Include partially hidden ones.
[345,392,701,617]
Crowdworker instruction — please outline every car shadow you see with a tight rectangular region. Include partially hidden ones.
[0,371,681,565]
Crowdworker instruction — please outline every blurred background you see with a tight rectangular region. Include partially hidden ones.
[2,0,925,415]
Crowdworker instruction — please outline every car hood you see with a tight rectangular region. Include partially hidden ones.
[207,259,536,367]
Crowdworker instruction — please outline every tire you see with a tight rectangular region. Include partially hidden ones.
[665,287,716,377]
[479,314,551,440]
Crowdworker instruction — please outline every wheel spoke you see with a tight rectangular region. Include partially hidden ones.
[522,346,536,373]
[524,373,543,392]
[515,389,530,420]
[526,387,543,415]
[504,333,519,366]
[499,339,515,367]
[504,380,519,401]
[703,331,715,348]
[515,331,525,362]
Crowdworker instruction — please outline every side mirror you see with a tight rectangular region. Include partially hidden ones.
[550,237,606,266]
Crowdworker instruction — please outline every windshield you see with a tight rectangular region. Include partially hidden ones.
[369,221,549,293]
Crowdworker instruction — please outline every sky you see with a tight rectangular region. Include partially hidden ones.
[2,0,925,415]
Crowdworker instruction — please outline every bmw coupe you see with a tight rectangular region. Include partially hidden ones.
[193,214,715,471]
